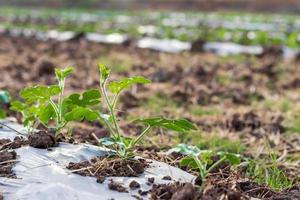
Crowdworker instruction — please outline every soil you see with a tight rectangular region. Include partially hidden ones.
[67,156,149,180]
[0,136,28,150]
[108,180,128,193]
[28,130,57,149]
[129,180,141,190]
[149,182,200,200]
[0,150,17,178]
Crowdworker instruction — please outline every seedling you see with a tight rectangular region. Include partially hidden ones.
[11,67,100,136]
[97,64,197,158]
[170,144,241,191]
[0,90,10,118]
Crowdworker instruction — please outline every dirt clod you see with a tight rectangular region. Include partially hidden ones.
[108,180,128,193]
[162,175,172,180]
[129,180,141,190]
[0,150,17,178]
[28,130,56,149]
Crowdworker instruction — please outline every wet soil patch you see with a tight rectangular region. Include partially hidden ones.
[28,130,57,149]
[0,150,17,178]
[67,156,149,182]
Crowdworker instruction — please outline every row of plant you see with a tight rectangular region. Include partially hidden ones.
[0,65,296,192]
[0,7,300,47]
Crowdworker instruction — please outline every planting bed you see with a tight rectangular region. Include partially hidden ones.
[0,10,300,199]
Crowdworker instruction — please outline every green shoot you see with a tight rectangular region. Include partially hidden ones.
[170,144,241,191]
[97,64,197,158]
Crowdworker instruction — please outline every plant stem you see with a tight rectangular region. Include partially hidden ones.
[99,79,121,138]
[206,156,226,174]
[129,125,151,148]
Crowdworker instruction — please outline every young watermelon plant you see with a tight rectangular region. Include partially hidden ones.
[170,144,241,190]
[97,64,197,158]
[11,67,100,136]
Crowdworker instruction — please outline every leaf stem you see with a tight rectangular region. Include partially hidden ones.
[129,125,151,148]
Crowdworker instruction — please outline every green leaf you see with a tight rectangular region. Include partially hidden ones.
[135,117,197,132]
[180,156,198,169]
[169,144,201,156]
[24,115,35,127]
[10,101,27,111]
[0,108,6,118]
[55,67,73,81]
[109,76,151,94]
[64,107,99,122]
[98,64,110,84]
[38,104,55,124]
[99,137,116,146]
[20,85,61,103]
[218,152,241,165]
[65,89,101,107]
[0,90,10,103]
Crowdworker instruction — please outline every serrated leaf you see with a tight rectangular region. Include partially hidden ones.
[0,108,6,119]
[135,117,197,132]
[218,152,241,165]
[64,107,99,122]
[55,67,73,81]
[20,85,61,103]
[0,90,10,103]
[109,76,151,94]
[65,89,101,107]
[98,64,110,84]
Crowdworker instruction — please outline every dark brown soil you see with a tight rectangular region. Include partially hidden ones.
[0,136,28,150]
[108,180,128,193]
[0,150,17,178]
[129,180,141,190]
[67,156,149,181]
[28,130,57,149]
[149,182,200,200]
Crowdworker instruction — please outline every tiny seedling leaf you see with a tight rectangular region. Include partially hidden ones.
[55,67,73,81]
[180,156,198,169]
[218,152,241,165]
[169,144,201,156]
[108,76,151,94]
[135,117,197,132]
[98,64,110,84]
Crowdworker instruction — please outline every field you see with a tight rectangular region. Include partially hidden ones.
[0,5,300,200]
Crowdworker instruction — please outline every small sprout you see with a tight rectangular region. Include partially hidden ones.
[169,144,241,191]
